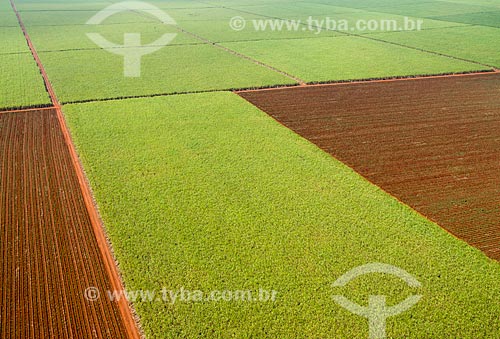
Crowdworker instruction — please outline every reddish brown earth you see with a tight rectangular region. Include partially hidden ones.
[0,109,131,338]
[239,73,500,260]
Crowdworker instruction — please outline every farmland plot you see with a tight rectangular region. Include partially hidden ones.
[0,109,132,338]
[223,36,488,83]
[0,8,50,109]
[372,26,500,68]
[37,43,294,103]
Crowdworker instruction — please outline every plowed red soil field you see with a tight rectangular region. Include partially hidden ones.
[239,73,500,260]
[0,109,130,338]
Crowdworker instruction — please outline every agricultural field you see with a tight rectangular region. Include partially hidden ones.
[18,5,296,103]
[371,26,500,69]
[223,37,487,83]
[0,109,132,338]
[1,0,500,338]
[0,10,49,109]
[0,53,51,109]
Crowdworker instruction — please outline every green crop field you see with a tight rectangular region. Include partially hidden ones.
[223,36,487,82]
[27,23,198,51]
[308,0,495,14]
[0,53,51,109]
[38,43,294,103]
[3,0,500,337]
[432,10,500,28]
[178,19,342,42]
[372,26,500,68]
[176,11,462,44]
[19,10,158,26]
[0,6,50,109]
[64,93,500,338]
[0,11,19,27]
[0,27,30,53]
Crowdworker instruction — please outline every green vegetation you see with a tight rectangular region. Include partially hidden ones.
[223,36,487,83]
[305,0,424,8]
[17,5,298,103]
[226,2,364,19]
[0,8,50,109]
[437,0,500,8]
[372,26,500,68]
[27,23,198,52]
[0,53,51,109]
[308,0,498,16]
[20,10,157,26]
[0,11,19,26]
[167,6,263,22]
[0,0,12,12]
[366,2,497,17]
[15,1,111,11]
[178,19,341,43]
[432,11,500,28]
[0,27,30,53]
[12,0,495,106]
[39,43,293,103]
[175,6,466,43]
[64,92,500,339]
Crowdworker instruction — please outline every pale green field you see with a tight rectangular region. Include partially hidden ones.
[0,53,51,109]
[11,0,497,104]
[372,26,500,68]
[38,43,294,103]
[223,36,487,83]
[0,5,50,109]
[432,10,500,28]
[27,23,198,51]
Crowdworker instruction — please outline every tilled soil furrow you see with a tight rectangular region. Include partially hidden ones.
[0,109,130,338]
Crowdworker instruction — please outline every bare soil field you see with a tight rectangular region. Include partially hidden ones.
[0,109,130,338]
[239,73,500,260]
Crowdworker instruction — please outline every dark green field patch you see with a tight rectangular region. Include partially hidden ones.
[372,25,500,68]
[343,1,499,18]
[431,10,500,28]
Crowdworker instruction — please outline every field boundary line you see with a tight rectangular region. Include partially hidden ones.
[59,70,499,106]
[178,27,307,85]
[236,69,500,93]
[9,1,142,338]
[61,85,303,105]
[107,1,305,85]
[0,41,209,57]
[0,106,55,114]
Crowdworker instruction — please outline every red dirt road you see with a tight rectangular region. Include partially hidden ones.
[239,73,500,260]
[0,109,130,338]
